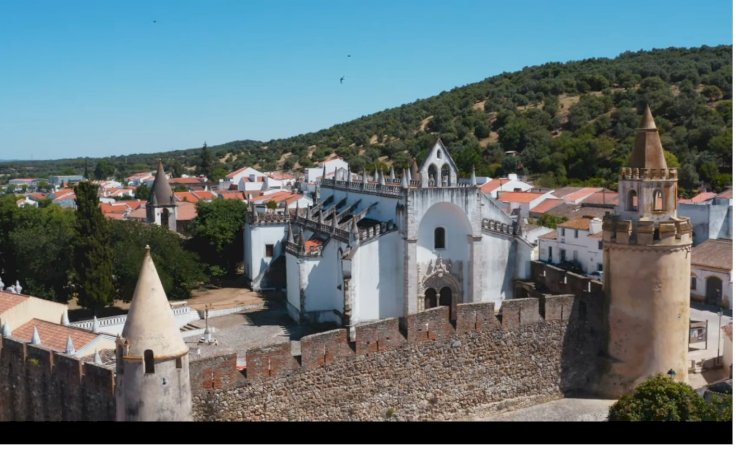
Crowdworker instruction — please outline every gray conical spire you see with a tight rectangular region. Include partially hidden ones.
[65,336,75,354]
[61,310,70,326]
[1,321,10,338]
[286,221,295,243]
[378,170,385,185]
[373,168,379,183]
[401,169,409,189]
[94,350,103,365]
[31,326,41,345]
[470,166,477,186]
[92,316,99,333]
[389,166,395,180]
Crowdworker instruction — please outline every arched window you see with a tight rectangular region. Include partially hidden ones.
[437,149,442,159]
[627,190,638,211]
[440,164,450,186]
[434,227,445,249]
[144,349,155,374]
[161,208,170,226]
[653,190,664,211]
[428,164,439,186]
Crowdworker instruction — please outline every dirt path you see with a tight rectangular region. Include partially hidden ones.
[186,287,266,310]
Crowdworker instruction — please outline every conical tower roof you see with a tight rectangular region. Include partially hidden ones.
[121,246,188,359]
[148,161,175,206]
[628,105,667,170]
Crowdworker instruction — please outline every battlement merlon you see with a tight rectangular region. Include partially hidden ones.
[602,214,692,246]
[620,167,678,180]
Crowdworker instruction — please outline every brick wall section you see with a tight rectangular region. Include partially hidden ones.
[0,336,116,421]
[500,298,540,330]
[403,306,454,342]
[246,342,300,381]
[189,353,242,393]
[455,302,499,333]
[354,318,405,355]
[300,329,353,369]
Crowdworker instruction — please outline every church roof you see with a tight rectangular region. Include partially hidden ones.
[148,161,175,206]
[120,247,188,359]
[628,105,667,170]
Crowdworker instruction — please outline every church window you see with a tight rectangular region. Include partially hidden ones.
[265,244,274,257]
[434,227,446,249]
[627,190,638,211]
[144,350,155,374]
[653,190,664,211]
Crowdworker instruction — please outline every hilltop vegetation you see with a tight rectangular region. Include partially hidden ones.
[1,45,731,194]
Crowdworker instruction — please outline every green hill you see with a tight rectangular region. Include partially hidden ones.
[1,45,732,194]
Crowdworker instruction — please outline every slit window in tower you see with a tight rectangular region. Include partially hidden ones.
[628,190,638,211]
[144,350,155,374]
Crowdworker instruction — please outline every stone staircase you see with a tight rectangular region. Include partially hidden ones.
[180,322,202,333]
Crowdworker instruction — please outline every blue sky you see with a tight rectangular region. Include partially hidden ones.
[0,0,732,160]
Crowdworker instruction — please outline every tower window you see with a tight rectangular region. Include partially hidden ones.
[175,356,183,369]
[627,190,638,211]
[691,276,697,290]
[434,227,446,249]
[144,349,155,374]
[653,190,664,211]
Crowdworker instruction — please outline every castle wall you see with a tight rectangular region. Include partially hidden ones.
[0,336,115,421]
[351,231,404,323]
[191,297,595,421]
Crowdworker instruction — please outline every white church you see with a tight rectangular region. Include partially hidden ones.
[244,140,536,326]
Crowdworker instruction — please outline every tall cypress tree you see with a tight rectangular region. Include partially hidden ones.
[73,181,114,313]
[199,142,214,181]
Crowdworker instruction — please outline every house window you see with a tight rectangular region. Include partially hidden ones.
[144,350,155,374]
[597,263,603,271]
[434,227,446,249]
[560,228,565,237]
[598,241,603,250]
[265,244,274,257]
[548,246,553,261]
[574,230,579,238]
[691,276,697,290]
[573,251,578,262]
[560,249,566,262]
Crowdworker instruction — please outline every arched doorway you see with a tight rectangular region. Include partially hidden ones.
[439,286,453,318]
[425,288,437,309]
[706,276,723,306]
[428,164,439,186]
[440,164,450,186]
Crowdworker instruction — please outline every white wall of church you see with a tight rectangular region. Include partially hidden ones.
[285,252,302,320]
[299,241,345,314]
[475,232,515,308]
[244,224,287,287]
[351,232,404,323]
[320,187,401,227]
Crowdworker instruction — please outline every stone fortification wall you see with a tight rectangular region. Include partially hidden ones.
[0,336,115,421]
[192,297,596,421]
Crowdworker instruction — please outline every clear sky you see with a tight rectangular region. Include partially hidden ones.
[0,0,732,160]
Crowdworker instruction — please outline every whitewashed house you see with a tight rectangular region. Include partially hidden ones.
[690,239,732,310]
[538,216,604,276]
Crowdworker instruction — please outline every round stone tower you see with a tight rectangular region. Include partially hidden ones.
[115,246,192,421]
[600,106,693,397]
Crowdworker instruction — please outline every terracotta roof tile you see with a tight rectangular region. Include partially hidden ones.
[680,192,718,204]
[218,191,246,200]
[717,189,733,200]
[176,202,198,221]
[170,177,203,185]
[497,192,545,203]
[13,318,99,352]
[480,178,510,194]
[174,191,200,203]
[538,231,558,240]
[0,290,29,313]
[530,198,563,214]
[558,217,593,230]
[691,239,732,271]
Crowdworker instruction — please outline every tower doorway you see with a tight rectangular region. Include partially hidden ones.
[439,286,453,319]
[706,276,723,306]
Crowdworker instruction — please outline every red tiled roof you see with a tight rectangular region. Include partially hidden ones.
[0,290,29,313]
[558,217,594,230]
[252,191,302,205]
[691,239,732,271]
[538,231,558,240]
[497,192,544,203]
[192,190,215,200]
[480,178,510,194]
[227,167,250,178]
[267,171,296,180]
[104,212,126,220]
[176,202,198,221]
[100,203,129,214]
[170,177,203,185]
[680,192,718,204]
[560,187,601,203]
[175,191,200,203]
[717,189,733,200]
[13,318,99,352]
[27,192,48,201]
[218,191,246,200]
[530,198,563,214]
[127,207,147,219]
[121,200,144,210]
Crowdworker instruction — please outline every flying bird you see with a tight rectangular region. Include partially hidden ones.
[347,54,351,57]
[153,20,157,23]
[340,76,344,84]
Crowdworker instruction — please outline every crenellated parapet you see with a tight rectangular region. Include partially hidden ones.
[481,218,518,236]
[248,211,293,225]
[602,213,692,247]
[620,167,678,180]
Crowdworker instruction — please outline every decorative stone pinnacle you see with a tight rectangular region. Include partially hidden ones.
[65,336,75,354]
[31,326,41,345]
[94,351,103,365]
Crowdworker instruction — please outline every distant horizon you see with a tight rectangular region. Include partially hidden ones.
[0,1,732,161]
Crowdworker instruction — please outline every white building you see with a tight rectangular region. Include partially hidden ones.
[244,140,534,326]
[678,189,732,245]
[690,239,732,310]
[480,174,533,198]
[304,157,349,184]
[538,216,604,276]
[494,190,557,220]
[220,167,267,190]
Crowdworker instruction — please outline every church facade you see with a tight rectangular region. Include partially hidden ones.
[245,140,535,326]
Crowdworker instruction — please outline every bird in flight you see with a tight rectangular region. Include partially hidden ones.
[153,20,157,23]
[347,54,351,57]
[340,76,344,84]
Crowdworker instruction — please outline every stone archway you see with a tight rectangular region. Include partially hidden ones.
[421,257,462,320]
[425,288,437,309]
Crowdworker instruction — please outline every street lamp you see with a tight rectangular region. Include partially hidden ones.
[717,306,723,360]
[667,368,677,380]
